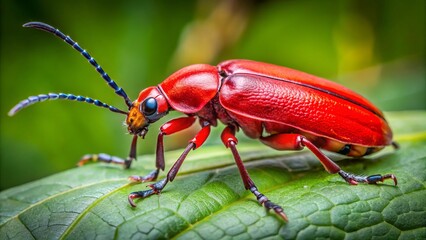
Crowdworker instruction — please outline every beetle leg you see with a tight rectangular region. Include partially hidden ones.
[78,135,138,169]
[156,116,197,171]
[221,126,288,221]
[129,116,196,183]
[338,171,398,185]
[128,121,211,207]
[260,134,397,186]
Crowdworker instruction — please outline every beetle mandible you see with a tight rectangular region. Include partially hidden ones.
[9,22,398,221]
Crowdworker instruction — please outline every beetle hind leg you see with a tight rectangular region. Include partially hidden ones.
[260,133,397,186]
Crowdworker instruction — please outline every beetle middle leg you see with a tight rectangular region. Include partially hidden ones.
[260,133,397,186]
[221,126,288,221]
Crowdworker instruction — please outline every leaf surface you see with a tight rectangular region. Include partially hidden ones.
[1,111,425,239]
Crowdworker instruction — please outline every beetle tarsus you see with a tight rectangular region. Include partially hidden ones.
[366,173,398,186]
[128,189,156,207]
[127,178,169,207]
[128,169,160,183]
[264,201,288,222]
[147,178,168,193]
[79,135,138,168]
[338,170,397,186]
[78,153,132,168]
[251,186,288,222]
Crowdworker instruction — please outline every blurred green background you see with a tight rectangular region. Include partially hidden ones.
[1,0,425,190]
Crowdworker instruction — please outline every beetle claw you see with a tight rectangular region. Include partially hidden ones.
[270,204,288,222]
[277,211,289,222]
[127,189,156,207]
[128,193,139,207]
[386,174,398,186]
[263,200,288,222]
[348,179,359,185]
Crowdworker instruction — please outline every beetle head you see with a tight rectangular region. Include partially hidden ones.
[126,87,169,137]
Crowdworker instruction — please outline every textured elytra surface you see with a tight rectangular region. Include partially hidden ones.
[0,111,425,239]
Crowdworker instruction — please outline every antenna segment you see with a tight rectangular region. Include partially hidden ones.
[23,22,133,108]
[9,93,128,116]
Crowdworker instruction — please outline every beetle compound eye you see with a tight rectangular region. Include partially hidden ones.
[141,97,157,116]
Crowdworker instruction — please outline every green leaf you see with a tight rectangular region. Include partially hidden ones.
[1,111,425,239]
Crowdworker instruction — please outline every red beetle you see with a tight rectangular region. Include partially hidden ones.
[9,22,398,221]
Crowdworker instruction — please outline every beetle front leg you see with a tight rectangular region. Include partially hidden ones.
[128,119,210,207]
[78,135,138,169]
[221,126,288,221]
[260,134,397,186]
[128,116,196,183]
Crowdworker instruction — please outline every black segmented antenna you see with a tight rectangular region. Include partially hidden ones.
[22,21,133,108]
[8,93,128,116]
